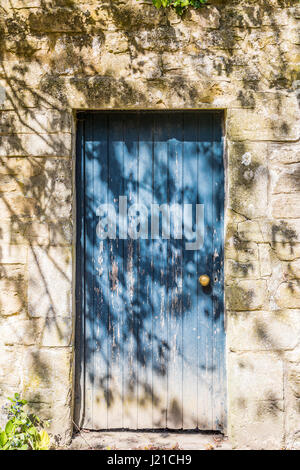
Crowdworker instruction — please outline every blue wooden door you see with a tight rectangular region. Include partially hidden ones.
[75,112,225,430]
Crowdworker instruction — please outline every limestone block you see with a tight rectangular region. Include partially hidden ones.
[227,94,300,141]
[229,398,284,450]
[270,220,300,261]
[35,401,73,446]
[226,279,267,311]
[0,157,42,177]
[0,264,25,281]
[24,158,72,220]
[40,317,72,347]
[237,220,271,243]
[0,194,37,218]
[227,141,269,219]
[0,279,25,316]
[228,351,284,402]
[272,243,300,261]
[0,133,72,157]
[2,1,42,10]
[22,347,73,404]
[272,163,300,194]
[225,237,258,262]
[98,53,131,79]
[284,259,300,279]
[275,281,300,308]
[49,221,72,246]
[59,75,221,110]
[1,219,50,246]
[285,346,300,363]
[106,1,166,29]
[0,346,22,387]
[22,221,50,246]
[272,194,300,218]
[34,34,103,76]
[28,246,72,318]
[0,110,72,135]
[0,219,48,246]
[285,363,300,449]
[105,32,129,53]
[162,53,221,80]
[131,54,162,80]
[185,5,221,29]
[224,5,291,28]
[227,310,300,352]
[0,317,41,346]
[212,85,256,109]
[133,26,190,52]
[288,364,300,399]
[0,245,27,264]
[192,28,245,51]
[0,60,45,90]
[0,175,24,193]
[225,259,260,279]
[164,77,225,107]
[0,79,38,111]
[246,219,300,249]
[28,8,91,34]
[259,244,272,277]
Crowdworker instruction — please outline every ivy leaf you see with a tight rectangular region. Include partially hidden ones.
[147,0,208,15]
[152,0,162,8]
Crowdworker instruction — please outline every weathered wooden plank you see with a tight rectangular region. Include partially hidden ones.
[182,113,200,429]
[83,114,96,429]
[91,114,110,429]
[197,114,214,430]
[166,113,183,429]
[152,114,169,428]
[106,114,125,428]
[212,115,226,431]
[123,114,139,429]
[137,113,154,429]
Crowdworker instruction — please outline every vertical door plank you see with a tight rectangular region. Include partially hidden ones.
[84,115,96,428]
[91,114,110,429]
[182,113,201,429]
[137,113,154,428]
[212,115,226,431]
[106,114,125,428]
[166,113,184,429]
[196,114,214,430]
[123,114,139,429]
[152,114,169,428]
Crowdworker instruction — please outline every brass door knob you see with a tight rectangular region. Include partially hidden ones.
[199,275,210,287]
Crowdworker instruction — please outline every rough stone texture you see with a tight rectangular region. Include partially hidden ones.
[66,430,232,450]
[0,0,299,450]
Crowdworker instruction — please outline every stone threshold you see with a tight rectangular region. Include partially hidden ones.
[64,430,232,450]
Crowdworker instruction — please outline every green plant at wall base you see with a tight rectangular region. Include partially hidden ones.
[142,0,208,15]
[0,394,50,450]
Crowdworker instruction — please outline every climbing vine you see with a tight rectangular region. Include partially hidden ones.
[149,0,208,15]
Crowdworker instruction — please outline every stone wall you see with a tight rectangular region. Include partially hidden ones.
[0,0,299,449]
